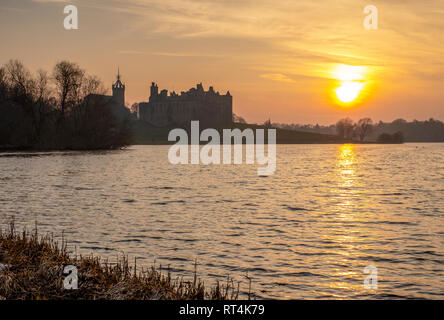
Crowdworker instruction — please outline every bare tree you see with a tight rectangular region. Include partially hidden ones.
[33,69,52,138]
[80,75,105,98]
[70,74,107,136]
[52,61,84,120]
[36,70,50,102]
[0,67,7,100]
[1,60,131,150]
[355,118,373,142]
[336,118,355,139]
[4,60,35,108]
[232,113,246,124]
[75,74,106,119]
[3,60,43,145]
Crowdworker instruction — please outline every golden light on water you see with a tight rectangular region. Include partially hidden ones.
[335,144,360,218]
[316,144,371,297]
[338,144,355,169]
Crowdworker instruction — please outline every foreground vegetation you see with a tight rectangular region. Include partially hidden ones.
[0,222,240,300]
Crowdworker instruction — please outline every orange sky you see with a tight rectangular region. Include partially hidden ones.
[1,0,443,124]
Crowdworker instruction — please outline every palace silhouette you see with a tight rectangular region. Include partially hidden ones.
[103,70,233,129]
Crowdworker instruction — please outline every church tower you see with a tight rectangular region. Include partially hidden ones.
[112,68,125,106]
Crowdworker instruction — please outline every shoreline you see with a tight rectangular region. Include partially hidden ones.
[0,223,241,300]
[0,141,408,153]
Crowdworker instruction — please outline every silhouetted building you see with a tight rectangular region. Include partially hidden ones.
[139,82,232,128]
[112,68,125,106]
[85,69,133,121]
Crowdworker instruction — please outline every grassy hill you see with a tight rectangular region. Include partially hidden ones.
[130,120,345,144]
[233,123,345,144]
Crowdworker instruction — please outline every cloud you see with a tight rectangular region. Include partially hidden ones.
[117,50,146,55]
[116,50,223,58]
[260,73,296,83]
[32,0,72,2]
[7,0,444,96]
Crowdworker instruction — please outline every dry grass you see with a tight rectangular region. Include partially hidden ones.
[0,221,241,300]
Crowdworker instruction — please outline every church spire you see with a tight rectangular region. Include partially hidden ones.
[113,67,124,89]
[112,67,125,105]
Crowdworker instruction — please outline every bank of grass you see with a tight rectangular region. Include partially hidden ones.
[0,221,241,300]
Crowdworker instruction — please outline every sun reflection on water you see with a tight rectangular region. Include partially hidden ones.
[338,144,356,173]
[316,144,367,297]
[2,145,443,299]
[336,144,358,214]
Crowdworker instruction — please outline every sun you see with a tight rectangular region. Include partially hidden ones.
[335,81,364,103]
[329,64,369,106]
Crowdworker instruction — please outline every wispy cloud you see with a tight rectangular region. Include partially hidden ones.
[2,0,444,122]
[31,0,72,3]
[117,50,223,58]
[117,50,146,55]
[260,73,295,83]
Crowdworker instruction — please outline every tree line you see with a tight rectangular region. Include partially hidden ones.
[334,117,404,143]
[0,60,131,150]
[270,117,444,142]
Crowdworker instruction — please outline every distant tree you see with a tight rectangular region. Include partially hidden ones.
[35,70,50,103]
[33,69,52,138]
[250,117,444,142]
[369,119,444,142]
[392,118,407,125]
[4,60,35,109]
[264,118,272,128]
[0,67,7,100]
[392,131,404,143]
[0,59,132,150]
[52,61,84,120]
[376,133,392,143]
[232,113,247,124]
[376,131,404,144]
[355,118,373,142]
[80,75,105,98]
[76,75,105,112]
[72,98,131,149]
[3,60,43,145]
[336,118,355,139]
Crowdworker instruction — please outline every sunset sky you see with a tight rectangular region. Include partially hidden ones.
[1,0,443,124]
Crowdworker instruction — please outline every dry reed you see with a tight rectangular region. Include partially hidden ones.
[0,221,241,300]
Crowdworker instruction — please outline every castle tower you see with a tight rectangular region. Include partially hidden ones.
[112,68,125,106]
[149,82,159,102]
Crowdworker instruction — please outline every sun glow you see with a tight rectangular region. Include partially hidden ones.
[335,81,364,103]
[330,64,369,106]
[331,65,366,81]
